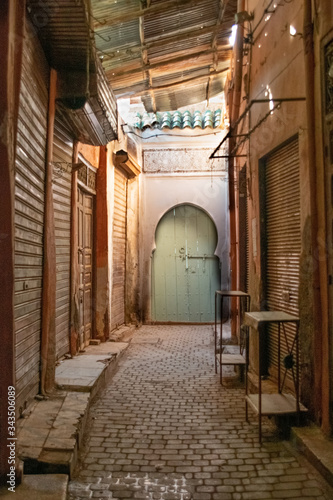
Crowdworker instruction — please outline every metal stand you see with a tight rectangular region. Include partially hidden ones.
[214,291,251,386]
[243,311,305,443]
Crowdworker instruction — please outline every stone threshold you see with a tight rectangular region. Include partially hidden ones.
[0,474,68,499]
[16,330,133,479]
[291,425,333,488]
[247,370,333,486]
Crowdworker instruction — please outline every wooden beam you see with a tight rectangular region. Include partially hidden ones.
[212,0,230,70]
[94,0,208,28]
[116,67,229,97]
[95,146,110,341]
[41,68,57,395]
[70,141,79,356]
[206,76,212,105]
[106,47,231,79]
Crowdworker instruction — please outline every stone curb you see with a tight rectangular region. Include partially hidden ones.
[17,336,132,479]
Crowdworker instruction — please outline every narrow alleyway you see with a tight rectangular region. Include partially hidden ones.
[68,326,332,500]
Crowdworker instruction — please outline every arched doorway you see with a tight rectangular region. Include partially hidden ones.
[152,204,221,322]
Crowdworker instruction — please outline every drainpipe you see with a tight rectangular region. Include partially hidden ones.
[229,0,244,332]
[303,0,330,433]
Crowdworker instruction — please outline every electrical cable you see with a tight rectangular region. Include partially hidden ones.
[124,128,224,140]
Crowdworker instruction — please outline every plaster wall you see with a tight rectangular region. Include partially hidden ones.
[126,174,141,324]
[139,169,230,322]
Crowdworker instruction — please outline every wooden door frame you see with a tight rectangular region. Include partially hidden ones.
[70,154,97,355]
[77,183,96,349]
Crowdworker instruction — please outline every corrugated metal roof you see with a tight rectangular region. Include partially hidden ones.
[91,0,237,111]
[27,0,118,144]
[27,0,91,71]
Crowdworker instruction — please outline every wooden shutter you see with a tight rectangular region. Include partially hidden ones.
[264,137,301,387]
[111,168,128,330]
[52,117,73,358]
[14,22,49,414]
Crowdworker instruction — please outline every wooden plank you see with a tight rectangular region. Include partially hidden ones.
[216,354,246,365]
[246,393,307,416]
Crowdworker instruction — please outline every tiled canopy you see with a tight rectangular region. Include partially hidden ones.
[133,109,222,130]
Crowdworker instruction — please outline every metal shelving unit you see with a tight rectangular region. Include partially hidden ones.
[214,290,251,386]
[243,311,306,442]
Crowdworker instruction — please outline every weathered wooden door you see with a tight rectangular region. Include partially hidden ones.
[152,204,220,322]
[77,187,93,349]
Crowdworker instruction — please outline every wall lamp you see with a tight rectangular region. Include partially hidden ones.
[289,25,303,38]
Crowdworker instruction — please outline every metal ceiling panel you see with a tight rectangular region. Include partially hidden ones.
[90,0,237,111]
[143,0,220,40]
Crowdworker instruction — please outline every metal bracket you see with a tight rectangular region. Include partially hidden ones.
[51,162,85,180]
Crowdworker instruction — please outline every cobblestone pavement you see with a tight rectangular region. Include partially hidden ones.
[68,325,333,500]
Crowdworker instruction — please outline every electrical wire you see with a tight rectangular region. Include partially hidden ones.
[123,126,224,140]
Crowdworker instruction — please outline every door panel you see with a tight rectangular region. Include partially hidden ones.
[152,204,221,322]
[77,187,93,349]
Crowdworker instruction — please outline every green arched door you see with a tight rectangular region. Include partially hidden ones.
[152,204,221,322]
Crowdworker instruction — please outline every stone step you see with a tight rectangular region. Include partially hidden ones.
[0,474,68,500]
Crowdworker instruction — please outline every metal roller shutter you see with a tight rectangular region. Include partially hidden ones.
[111,168,128,331]
[52,117,73,359]
[265,137,301,388]
[14,22,49,414]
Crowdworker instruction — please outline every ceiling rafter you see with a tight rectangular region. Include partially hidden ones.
[100,24,233,62]
[207,0,230,103]
[106,47,231,79]
[139,1,156,112]
[115,67,229,98]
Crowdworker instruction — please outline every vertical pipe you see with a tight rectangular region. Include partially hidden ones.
[303,0,330,433]
[40,69,57,394]
[0,0,25,486]
[229,0,245,333]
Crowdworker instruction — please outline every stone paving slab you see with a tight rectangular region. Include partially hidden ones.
[0,474,68,499]
[68,325,333,500]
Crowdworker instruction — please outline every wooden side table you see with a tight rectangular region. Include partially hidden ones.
[214,291,251,386]
[243,311,306,442]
